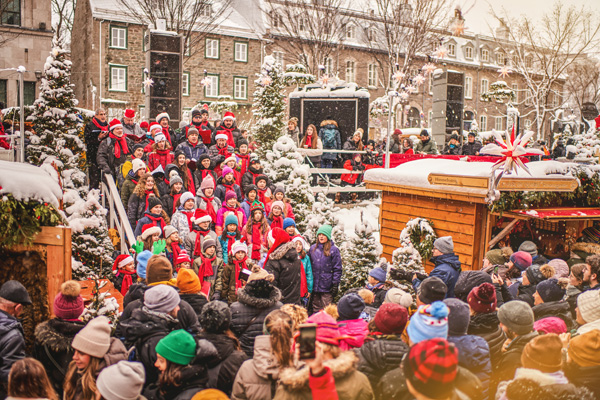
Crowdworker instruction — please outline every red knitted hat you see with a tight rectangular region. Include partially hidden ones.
[53,281,84,320]
[124,109,135,119]
[175,251,192,265]
[467,283,497,313]
[374,303,409,334]
[404,338,458,396]
[140,121,149,130]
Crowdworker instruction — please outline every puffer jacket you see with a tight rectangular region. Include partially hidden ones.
[179,293,208,322]
[0,310,25,390]
[241,166,273,195]
[318,120,341,161]
[97,136,133,176]
[175,140,208,162]
[447,335,492,397]
[232,335,285,400]
[467,312,506,369]
[497,368,583,400]
[460,140,483,156]
[513,283,537,307]
[208,144,235,172]
[413,253,461,298]
[215,178,243,203]
[197,332,248,396]
[274,351,374,400]
[415,138,438,154]
[493,331,538,388]
[339,319,369,351]
[33,318,85,395]
[231,284,283,357]
[264,242,302,305]
[133,211,167,238]
[355,335,409,389]
[565,362,600,398]
[453,270,493,302]
[143,363,207,400]
[127,192,151,229]
[532,300,575,331]
[171,208,194,241]
[309,242,343,293]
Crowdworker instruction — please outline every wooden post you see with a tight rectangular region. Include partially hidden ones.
[488,218,520,250]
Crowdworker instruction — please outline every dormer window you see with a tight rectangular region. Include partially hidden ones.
[464,46,473,60]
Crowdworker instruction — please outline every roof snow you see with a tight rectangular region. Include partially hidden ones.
[0,160,63,207]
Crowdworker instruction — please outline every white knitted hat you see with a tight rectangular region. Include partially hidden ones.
[72,316,111,358]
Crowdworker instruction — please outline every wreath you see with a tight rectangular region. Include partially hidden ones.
[399,218,437,261]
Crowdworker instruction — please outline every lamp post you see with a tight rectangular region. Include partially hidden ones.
[17,66,25,163]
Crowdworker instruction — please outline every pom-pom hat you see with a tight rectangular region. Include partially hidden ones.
[53,280,84,320]
[407,301,449,344]
[467,283,497,313]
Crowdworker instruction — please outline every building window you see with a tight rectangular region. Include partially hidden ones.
[204,74,219,98]
[447,43,456,57]
[205,38,219,59]
[16,81,36,106]
[271,10,282,28]
[368,64,377,87]
[345,60,355,83]
[0,79,6,104]
[273,51,284,67]
[1,0,21,26]
[200,3,212,17]
[464,76,473,99]
[480,115,487,131]
[366,26,377,41]
[234,42,248,62]
[481,49,489,62]
[464,46,473,59]
[346,24,355,39]
[525,55,533,69]
[324,57,333,75]
[495,116,503,131]
[497,52,506,65]
[480,78,489,96]
[512,84,518,102]
[110,25,127,49]
[233,77,248,100]
[109,65,127,92]
[182,72,190,96]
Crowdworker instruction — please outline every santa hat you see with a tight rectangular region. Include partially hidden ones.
[140,121,149,130]
[124,109,135,119]
[156,112,170,123]
[223,111,235,121]
[267,227,290,250]
[149,122,162,135]
[109,118,123,131]
[175,251,191,265]
[141,224,161,240]
[191,208,212,225]
[215,133,228,141]
[113,254,134,271]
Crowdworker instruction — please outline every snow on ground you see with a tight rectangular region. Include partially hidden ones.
[334,198,381,242]
[0,160,62,207]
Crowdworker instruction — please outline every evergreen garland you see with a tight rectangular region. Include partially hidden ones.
[0,194,62,247]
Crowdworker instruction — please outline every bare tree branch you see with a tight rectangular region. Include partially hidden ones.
[51,0,76,46]
[564,57,600,114]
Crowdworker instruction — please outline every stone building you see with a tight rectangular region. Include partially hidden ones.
[0,0,53,107]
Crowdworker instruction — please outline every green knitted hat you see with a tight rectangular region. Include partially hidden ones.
[155,329,197,365]
[317,224,333,240]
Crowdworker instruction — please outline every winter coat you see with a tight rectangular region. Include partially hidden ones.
[415,138,438,154]
[565,362,600,398]
[241,224,269,261]
[170,208,194,241]
[215,206,246,235]
[442,143,461,155]
[133,211,166,238]
[33,318,85,395]
[264,242,302,305]
[467,312,506,369]
[179,293,208,322]
[127,193,151,229]
[97,136,133,176]
[194,193,221,224]
[187,122,215,146]
[215,179,243,203]
[194,168,218,191]
[496,368,582,400]
[370,285,387,308]
[297,137,323,165]
[288,126,300,145]
[460,141,483,156]
[121,171,139,207]
[341,159,366,185]
[214,122,241,148]
[300,254,313,294]
[309,242,343,293]
[447,335,492,397]
[148,150,175,173]
[377,365,481,400]
[318,120,342,161]
[231,285,283,357]
[143,363,207,400]
[413,253,462,298]
[83,118,108,162]
[515,284,537,307]
[220,258,249,303]
[342,138,363,161]
[552,144,566,159]
[191,252,224,298]
[175,140,208,162]
[493,331,538,387]
[241,166,271,196]
[274,351,374,400]
[122,121,147,141]
[208,144,235,173]
[0,310,25,389]
[339,319,369,351]
[184,229,222,259]
[532,300,575,331]
[160,193,179,219]
[196,332,248,396]
[355,335,409,390]
[231,335,285,400]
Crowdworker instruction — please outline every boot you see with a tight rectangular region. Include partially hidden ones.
[351,193,358,203]
[335,192,341,203]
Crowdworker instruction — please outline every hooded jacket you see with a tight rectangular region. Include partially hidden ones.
[264,242,302,305]
[532,300,575,331]
[0,310,25,390]
[121,170,140,207]
[231,284,283,357]
[413,253,462,298]
[339,319,369,351]
[355,335,409,389]
[318,120,341,161]
[493,331,538,387]
[447,335,492,397]
[309,242,343,293]
[467,312,506,369]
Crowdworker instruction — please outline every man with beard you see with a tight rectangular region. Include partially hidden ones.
[214,111,240,148]
[121,109,148,147]
[84,108,109,188]
[185,108,215,146]
[415,129,438,155]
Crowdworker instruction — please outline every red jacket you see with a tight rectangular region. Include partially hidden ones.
[0,124,9,150]
[148,150,174,172]
[341,159,369,185]
[309,367,339,400]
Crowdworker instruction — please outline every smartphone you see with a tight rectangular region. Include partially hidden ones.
[298,323,317,360]
[493,265,499,274]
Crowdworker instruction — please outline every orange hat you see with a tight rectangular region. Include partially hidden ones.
[177,268,202,294]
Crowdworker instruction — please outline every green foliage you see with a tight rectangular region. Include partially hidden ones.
[80,278,120,325]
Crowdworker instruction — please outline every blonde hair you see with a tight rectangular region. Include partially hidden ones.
[280,304,308,331]
[358,289,375,305]
[64,357,102,400]
[323,304,338,321]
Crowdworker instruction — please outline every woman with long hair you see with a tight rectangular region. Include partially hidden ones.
[172,150,196,195]
[160,176,184,219]
[127,173,160,228]
[299,124,323,186]
[308,224,342,312]
[8,358,58,400]
[147,134,174,172]
[242,201,269,262]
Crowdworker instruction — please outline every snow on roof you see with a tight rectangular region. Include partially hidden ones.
[0,161,63,207]
[290,83,370,99]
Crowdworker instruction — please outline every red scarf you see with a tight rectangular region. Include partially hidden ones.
[218,145,231,158]
[198,254,215,296]
[271,215,283,229]
[144,190,154,210]
[193,228,211,257]
[145,213,166,231]
[92,118,109,132]
[202,196,216,223]
[182,209,194,228]
[258,188,268,204]
[109,132,129,159]
[172,193,182,214]
[171,242,183,265]
[232,256,248,291]
[300,260,308,297]
[305,135,312,148]
[199,123,213,145]
[218,126,236,148]
[161,126,172,145]
[226,231,237,255]
[251,224,262,260]
[222,181,235,195]
[236,154,249,176]
[116,270,136,296]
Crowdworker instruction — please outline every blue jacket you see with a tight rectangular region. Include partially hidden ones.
[301,254,314,294]
[413,253,461,298]
[318,122,341,161]
[309,242,342,293]
[447,335,492,398]
[175,140,208,162]
[133,212,164,238]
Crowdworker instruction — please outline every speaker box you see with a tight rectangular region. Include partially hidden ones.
[432,70,464,147]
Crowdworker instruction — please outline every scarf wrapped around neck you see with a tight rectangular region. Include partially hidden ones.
[305,135,312,148]
[270,215,283,229]
[193,227,211,257]
[171,242,183,268]
[145,212,166,231]
[226,231,237,255]
[232,255,248,291]
[201,196,216,223]
[199,253,215,296]
[116,270,136,296]
[144,190,155,210]
[251,223,262,260]
[92,118,109,131]
[109,132,129,159]
[257,188,268,204]
[300,259,308,297]
[218,145,231,157]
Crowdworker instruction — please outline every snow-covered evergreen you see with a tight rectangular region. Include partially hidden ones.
[80,279,120,324]
[303,193,347,246]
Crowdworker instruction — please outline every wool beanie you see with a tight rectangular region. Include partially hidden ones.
[163,225,177,240]
[231,241,248,256]
[384,288,413,308]
[316,224,333,240]
[497,300,534,335]
[222,166,234,178]
[519,241,538,258]
[200,175,215,190]
[485,249,508,266]
[224,213,239,228]
[72,316,112,358]
[467,283,497,314]
[169,175,183,187]
[568,329,600,367]
[144,285,180,314]
[525,264,546,286]
[418,277,448,304]
[132,159,146,175]
[147,196,163,211]
[177,268,202,294]
[97,361,145,400]
[191,389,230,400]
[224,191,237,203]
[203,238,217,252]
[270,201,285,214]
[175,251,191,266]
[337,293,365,321]
[200,301,231,333]
[434,236,454,254]
[245,184,258,197]
[521,334,562,373]
[510,251,532,271]
[443,298,470,336]
[306,311,345,345]
[282,218,296,230]
[53,280,84,320]
[247,264,274,283]
[179,192,195,208]
[146,255,173,284]
[155,329,197,365]
[454,271,493,302]
[136,250,153,279]
[577,289,600,323]
[368,266,387,283]
[548,259,569,279]
[536,278,566,303]
[374,303,408,334]
[403,339,458,399]
[407,302,449,344]
[533,317,567,335]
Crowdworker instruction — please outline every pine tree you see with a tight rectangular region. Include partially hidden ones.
[80,278,120,324]
[339,211,382,294]
[303,193,346,246]
[264,135,314,231]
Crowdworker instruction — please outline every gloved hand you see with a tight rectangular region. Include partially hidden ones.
[153,239,167,255]
[131,240,144,254]
[331,285,339,299]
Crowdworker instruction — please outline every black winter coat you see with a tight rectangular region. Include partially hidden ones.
[467,312,506,369]
[516,284,537,307]
[493,331,538,388]
[97,136,133,176]
[0,310,25,395]
[215,177,243,203]
[355,335,409,389]
[532,300,575,331]
[33,318,85,396]
[460,141,483,156]
[180,293,208,322]
[83,118,107,161]
[230,284,282,357]
[371,286,387,308]
[565,363,600,398]
[127,193,149,229]
[264,242,302,305]
[143,363,207,400]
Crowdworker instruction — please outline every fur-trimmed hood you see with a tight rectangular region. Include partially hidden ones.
[34,318,85,352]
[236,284,282,309]
[279,350,358,390]
[320,119,338,127]
[572,242,600,255]
[269,242,297,261]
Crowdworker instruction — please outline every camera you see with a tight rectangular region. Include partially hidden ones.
[390,267,428,282]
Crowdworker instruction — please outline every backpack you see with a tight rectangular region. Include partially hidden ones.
[321,126,337,149]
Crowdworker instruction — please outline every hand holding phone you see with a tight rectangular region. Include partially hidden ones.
[298,323,317,360]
